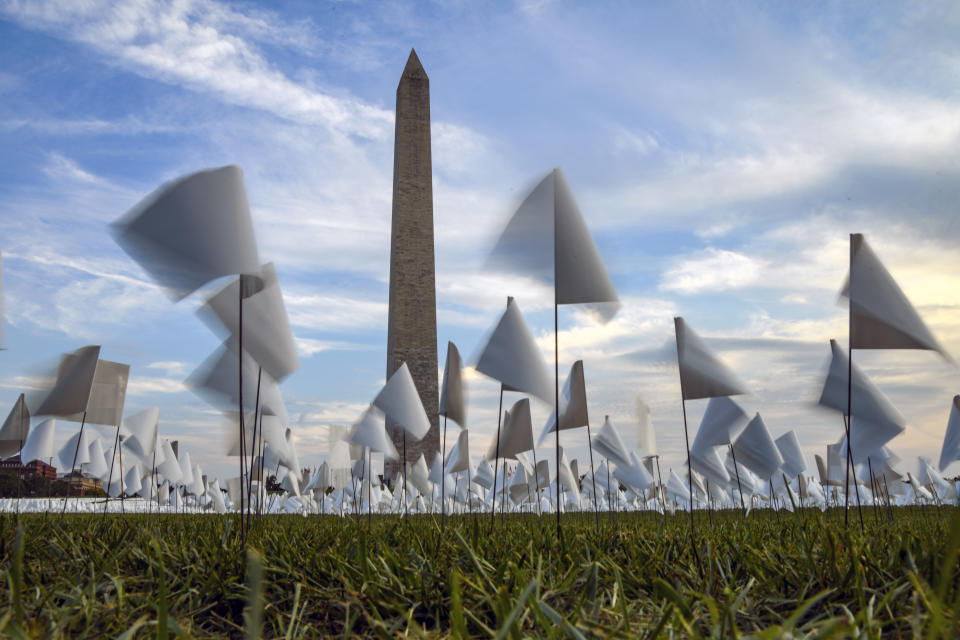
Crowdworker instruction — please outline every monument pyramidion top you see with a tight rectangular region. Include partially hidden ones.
[400,48,428,83]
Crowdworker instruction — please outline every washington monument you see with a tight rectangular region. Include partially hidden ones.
[386,49,439,475]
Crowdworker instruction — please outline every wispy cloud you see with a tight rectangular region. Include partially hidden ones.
[1,0,392,138]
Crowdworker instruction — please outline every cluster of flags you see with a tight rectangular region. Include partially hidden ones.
[0,164,958,529]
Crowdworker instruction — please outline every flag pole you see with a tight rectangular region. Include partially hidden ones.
[844,234,865,532]
[554,295,561,539]
[60,411,87,518]
[653,455,666,514]
[441,414,448,530]
[585,416,600,533]
[531,446,542,516]
[489,385,503,534]
[246,367,262,528]
[729,443,747,517]
[238,278,246,546]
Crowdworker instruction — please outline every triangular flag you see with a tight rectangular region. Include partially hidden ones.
[591,415,631,468]
[157,439,183,484]
[112,165,260,300]
[84,438,110,479]
[58,428,93,470]
[819,339,906,463]
[348,406,399,461]
[473,458,494,489]
[488,398,535,460]
[439,342,466,428]
[634,396,657,456]
[674,318,746,400]
[487,169,619,319]
[203,262,299,381]
[122,407,160,460]
[0,393,29,458]
[445,429,470,475]
[689,445,730,486]
[775,430,806,478]
[475,299,553,403]
[373,362,430,440]
[409,454,433,496]
[939,395,960,472]
[36,346,101,418]
[20,418,55,465]
[538,360,590,444]
[843,234,950,359]
[731,413,784,481]
[691,396,748,452]
[69,358,129,427]
[613,451,655,492]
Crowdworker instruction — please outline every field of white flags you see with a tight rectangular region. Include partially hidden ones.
[0,159,957,638]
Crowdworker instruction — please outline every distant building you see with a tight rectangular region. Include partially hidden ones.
[61,470,103,495]
[0,455,57,480]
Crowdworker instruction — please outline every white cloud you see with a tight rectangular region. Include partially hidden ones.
[660,248,764,295]
[294,337,372,357]
[2,0,392,138]
[126,376,187,395]
[284,291,388,332]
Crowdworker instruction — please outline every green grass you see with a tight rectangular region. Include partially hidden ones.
[0,507,958,638]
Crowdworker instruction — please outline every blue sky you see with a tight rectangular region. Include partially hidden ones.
[1,0,959,482]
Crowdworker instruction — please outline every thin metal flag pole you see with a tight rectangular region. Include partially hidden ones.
[441,414,448,530]
[60,411,88,518]
[729,443,747,517]
[489,385,504,534]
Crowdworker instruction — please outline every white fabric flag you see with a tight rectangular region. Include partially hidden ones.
[348,406,399,461]
[439,341,466,428]
[819,339,906,462]
[473,457,494,489]
[674,318,747,400]
[488,398,535,460]
[731,413,784,481]
[112,165,260,300]
[0,393,29,458]
[157,439,183,484]
[179,451,194,487]
[486,168,619,319]
[20,418,55,465]
[842,234,950,359]
[558,449,580,502]
[84,438,110,479]
[691,397,749,452]
[689,445,730,486]
[538,360,590,444]
[444,429,470,475]
[613,451,655,492]
[475,299,553,403]
[939,395,960,472]
[190,340,288,425]
[36,345,101,418]
[592,415,631,468]
[190,464,205,497]
[635,397,657,456]
[124,463,143,497]
[409,454,433,496]
[204,262,299,381]
[775,431,806,478]
[123,407,160,460]
[209,479,227,514]
[65,358,129,427]
[373,362,430,440]
[428,453,445,486]
[58,428,93,470]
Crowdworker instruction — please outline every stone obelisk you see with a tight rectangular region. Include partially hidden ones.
[386,49,439,476]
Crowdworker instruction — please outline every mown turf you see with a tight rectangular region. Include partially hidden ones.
[0,507,958,638]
